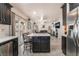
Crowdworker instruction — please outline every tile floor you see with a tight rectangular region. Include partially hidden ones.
[18,36,65,56]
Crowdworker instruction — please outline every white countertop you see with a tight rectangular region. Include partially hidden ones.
[27,33,50,36]
[0,36,18,44]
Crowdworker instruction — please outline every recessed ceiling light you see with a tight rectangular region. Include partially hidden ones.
[40,16,43,21]
[33,11,36,15]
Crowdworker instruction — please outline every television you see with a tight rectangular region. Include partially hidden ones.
[55,22,60,28]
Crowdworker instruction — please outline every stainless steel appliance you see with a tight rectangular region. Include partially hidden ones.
[67,7,79,56]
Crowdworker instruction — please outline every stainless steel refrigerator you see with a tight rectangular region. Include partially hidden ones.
[67,7,79,56]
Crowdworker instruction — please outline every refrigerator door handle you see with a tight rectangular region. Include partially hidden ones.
[73,39,77,47]
[75,33,79,47]
[73,33,77,47]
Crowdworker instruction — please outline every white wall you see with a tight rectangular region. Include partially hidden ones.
[11,8,28,20]
[11,7,29,33]
[0,24,10,37]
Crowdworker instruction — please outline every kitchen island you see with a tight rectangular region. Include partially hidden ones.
[28,33,50,53]
[0,36,18,56]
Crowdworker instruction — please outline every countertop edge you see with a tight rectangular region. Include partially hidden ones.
[0,36,18,44]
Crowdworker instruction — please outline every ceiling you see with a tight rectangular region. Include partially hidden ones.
[11,3,63,20]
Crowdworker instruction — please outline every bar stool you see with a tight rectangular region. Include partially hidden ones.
[22,33,32,54]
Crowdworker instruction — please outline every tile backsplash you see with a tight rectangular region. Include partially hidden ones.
[0,24,10,37]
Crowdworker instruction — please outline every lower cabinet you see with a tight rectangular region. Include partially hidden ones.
[12,38,18,56]
[62,36,66,55]
[0,42,13,56]
[0,38,18,56]
[32,36,50,53]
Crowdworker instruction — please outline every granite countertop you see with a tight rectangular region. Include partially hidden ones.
[27,33,50,36]
[0,36,18,44]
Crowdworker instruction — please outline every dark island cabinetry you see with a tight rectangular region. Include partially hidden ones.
[32,36,50,53]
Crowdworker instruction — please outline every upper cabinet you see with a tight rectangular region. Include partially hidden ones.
[69,3,79,11]
[0,3,12,25]
[61,3,67,26]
